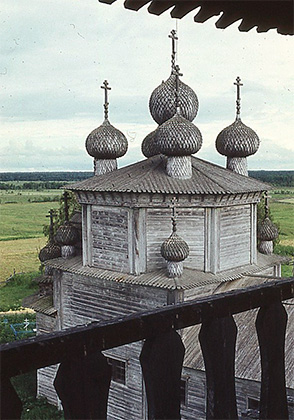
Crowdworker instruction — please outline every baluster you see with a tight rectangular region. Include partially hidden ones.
[0,376,23,420]
[54,350,111,420]
[199,315,238,420]
[140,329,185,420]
[256,301,288,419]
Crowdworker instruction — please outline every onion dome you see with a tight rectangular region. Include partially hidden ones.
[161,231,189,262]
[149,74,199,125]
[55,221,79,246]
[149,30,198,125]
[39,242,61,262]
[141,128,160,158]
[86,119,128,159]
[161,204,189,263]
[216,119,260,157]
[216,77,260,158]
[156,111,202,156]
[257,217,279,241]
[85,80,128,160]
[54,192,79,247]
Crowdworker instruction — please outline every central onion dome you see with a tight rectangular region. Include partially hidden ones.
[85,80,128,175]
[149,74,199,125]
[141,128,160,158]
[216,119,259,158]
[156,111,202,156]
[86,119,128,159]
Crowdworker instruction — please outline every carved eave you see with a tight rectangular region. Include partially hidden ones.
[74,190,263,209]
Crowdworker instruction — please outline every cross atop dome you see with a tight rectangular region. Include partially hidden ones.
[168,29,178,71]
[101,80,111,120]
[234,76,243,120]
[173,65,183,108]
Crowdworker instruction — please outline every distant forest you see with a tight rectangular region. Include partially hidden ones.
[0,170,293,189]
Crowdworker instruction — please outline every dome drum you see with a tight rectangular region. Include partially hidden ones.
[166,156,192,180]
[167,260,184,278]
[61,245,76,259]
[94,158,117,176]
[258,240,274,255]
[227,157,248,177]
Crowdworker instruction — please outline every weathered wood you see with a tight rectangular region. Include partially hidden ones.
[0,376,23,420]
[256,302,289,419]
[54,350,111,420]
[140,329,185,419]
[199,315,238,419]
[1,278,293,378]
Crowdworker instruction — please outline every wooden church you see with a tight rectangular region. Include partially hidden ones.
[27,30,292,419]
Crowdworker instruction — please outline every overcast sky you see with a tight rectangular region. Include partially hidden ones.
[1,0,293,172]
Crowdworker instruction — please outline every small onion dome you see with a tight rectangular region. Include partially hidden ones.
[161,232,189,262]
[39,242,61,263]
[55,222,79,246]
[86,119,128,159]
[149,74,199,125]
[257,217,279,241]
[156,112,202,156]
[216,119,260,157]
[141,129,160,158]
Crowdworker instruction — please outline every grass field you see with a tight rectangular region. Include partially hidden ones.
[0,237,47,282]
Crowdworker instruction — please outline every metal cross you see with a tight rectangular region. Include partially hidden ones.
[101,80,111,119]
[46,208,56,240]
[168,29,178,71]
[173,65,183,108]
[170,197,178,232]
[234,76,243,119]
[64,191,70,222]
[264,191,271,219]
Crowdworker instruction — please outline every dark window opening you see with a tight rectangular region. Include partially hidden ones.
[248,397,260,411]
[180,379,187,406]
[107,357,126,385]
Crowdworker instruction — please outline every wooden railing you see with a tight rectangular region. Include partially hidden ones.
[1,277,294,420]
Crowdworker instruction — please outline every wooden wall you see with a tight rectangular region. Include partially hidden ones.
[146,208,205,272]
[92,206,130,272]
[36,313,61,408]
[219,205,251,271]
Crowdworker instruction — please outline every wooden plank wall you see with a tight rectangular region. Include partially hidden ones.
[53,271,168,417]
[146,208,205,272]
[92,206,129,272]
[36,313,60,408]
[219,205,251,271]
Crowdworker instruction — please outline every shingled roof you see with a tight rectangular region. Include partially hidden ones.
[99,0,294,35]
[68,155,270,196]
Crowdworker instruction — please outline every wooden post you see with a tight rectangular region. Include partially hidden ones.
[54,350,111,420]
[256,302,289,419]
[140,329,185,420]
[0,376,23,420]
[199,315,238,419]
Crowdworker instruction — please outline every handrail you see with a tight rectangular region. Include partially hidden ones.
[1,277,293,378]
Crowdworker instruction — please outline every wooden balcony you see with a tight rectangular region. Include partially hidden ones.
[1,277,294,420]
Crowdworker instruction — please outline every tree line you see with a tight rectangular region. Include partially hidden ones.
[0,170,293,187]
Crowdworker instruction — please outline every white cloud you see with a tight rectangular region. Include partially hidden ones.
[1,0,293,171]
